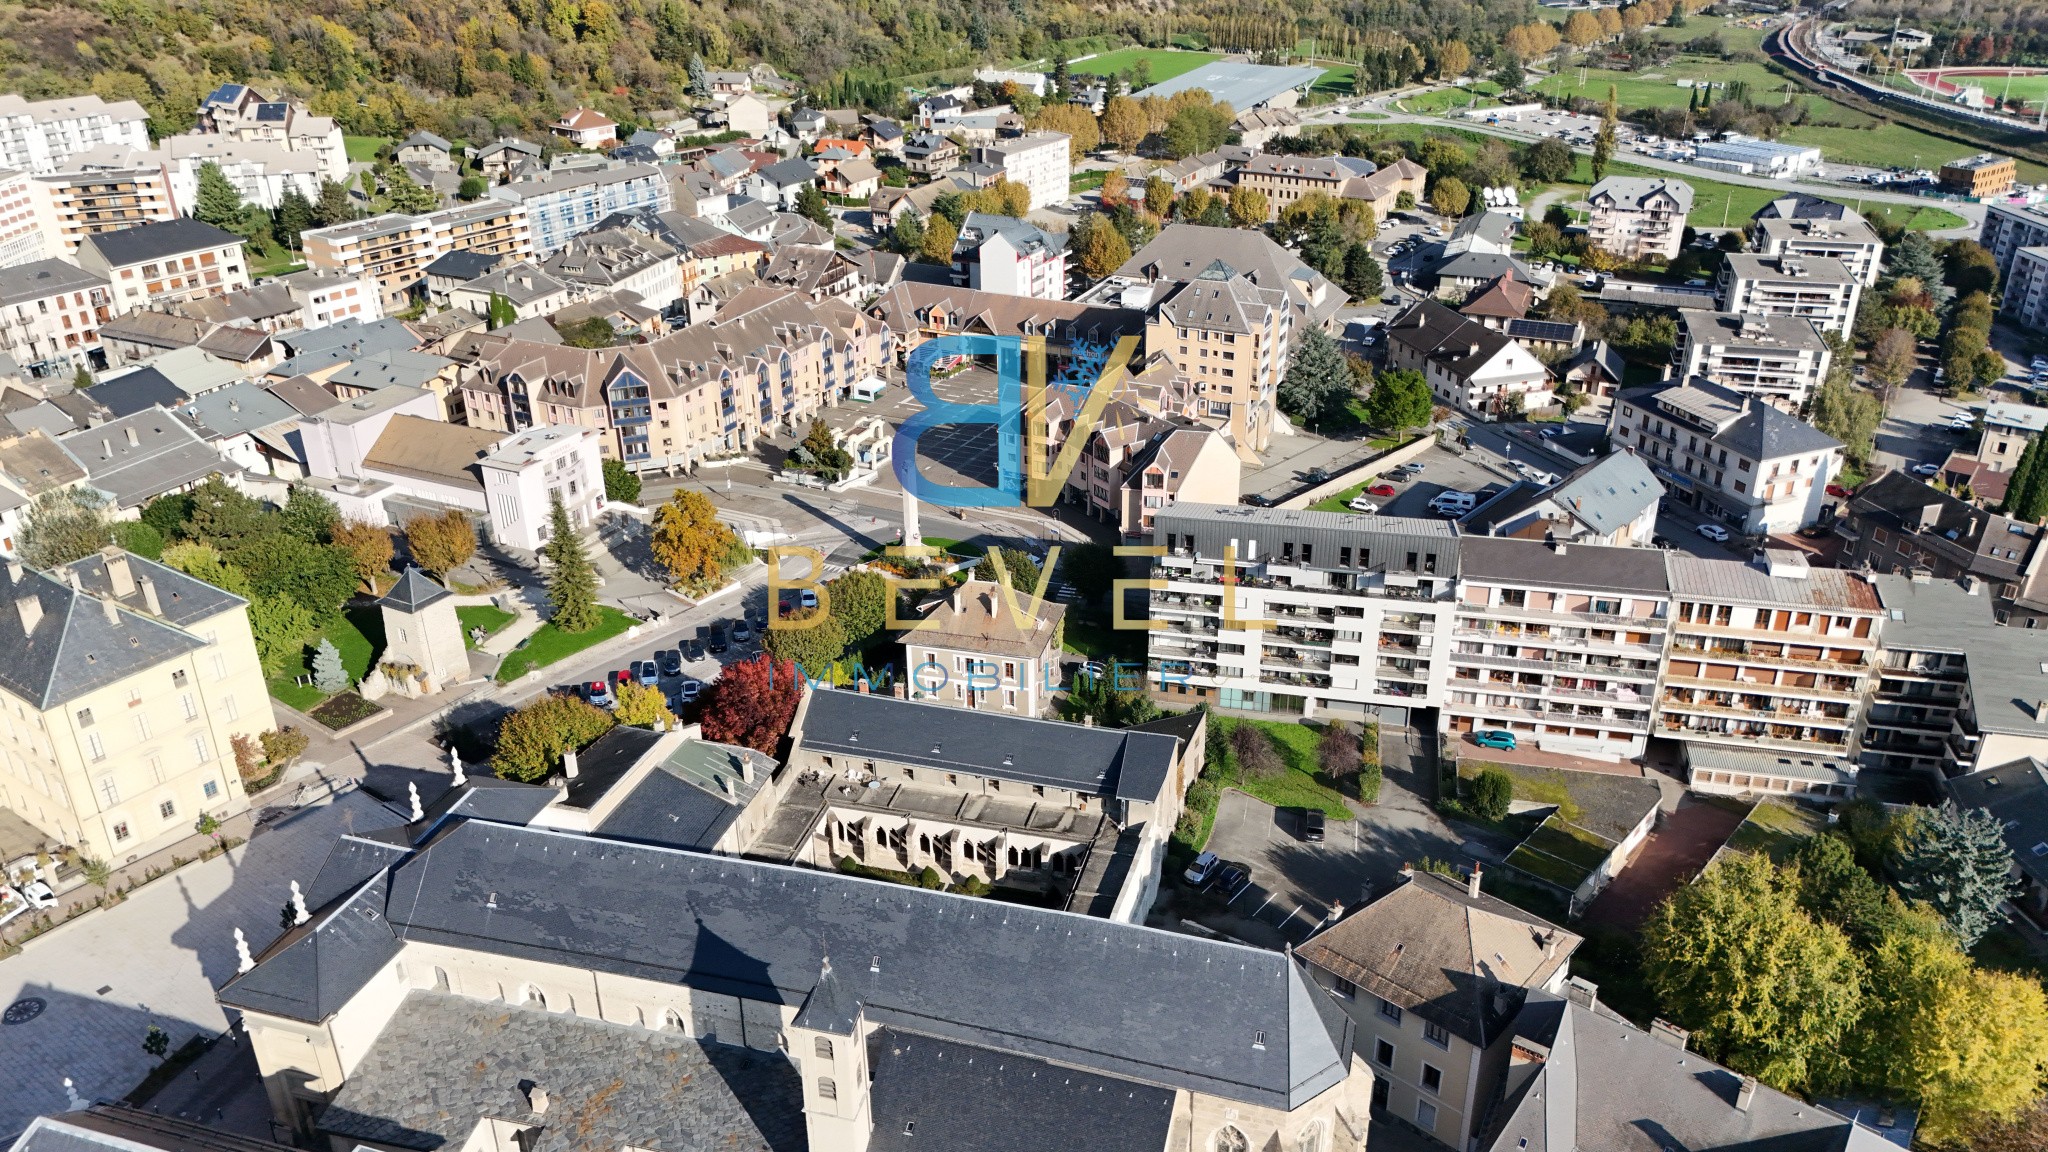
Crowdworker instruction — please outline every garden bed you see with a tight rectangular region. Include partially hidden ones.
[308,691,385,731]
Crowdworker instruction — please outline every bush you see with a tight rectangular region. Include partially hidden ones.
[1231,724,1281,780]
[1357,761,1383,806]
[918,866,945,890]
[1472,768,1514,822]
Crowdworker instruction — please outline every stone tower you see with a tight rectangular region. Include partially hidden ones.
[787,957,873,1152]
[377,567,467,689]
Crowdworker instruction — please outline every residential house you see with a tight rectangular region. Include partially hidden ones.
[75,219,247,315]
[550,108,618,150]
[1385,300,1553,419]
[1584,176,1693,263]
[1462,451,1662,547]
[747,158,817,210]
[474,137,541,184]
[395,132,454,173]
[1457,271,1535,329]
[896,579,1066,717]
[721,93,778,139]
[820,159,881,199]
[539,228,681,312]
[1673,310,1833,410]
[1839,468,2039,602]
[1558,341,1626,408]
[903,132,961,177]
[1299,867,1580,1150]
[1341,157,1428,220]
[0,258,110,375]
[951,212,1067,300]
[1100,422,1241,537]
[1608,377,1842,534]
[189,85,346,180]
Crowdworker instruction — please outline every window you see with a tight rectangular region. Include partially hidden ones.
[181,694,197,721]
[112,821,130,842]
[1374,1039,1395,1067]
[86,731,105,762]
[221,695,236,721]
[814,1037,834,1059]
[1424,1021,1449,1048]
[817,1077,838,1101]
[202,780,219,800]
[190,733,209,764]
[1415,1101,1438,1132]
[98,776,118,805]
[158,799,176,820]
[1333,976,1357,999]
[1421,1063,1443,1094]
[1378,997,1403,1024]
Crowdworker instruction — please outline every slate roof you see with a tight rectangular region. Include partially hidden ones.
[953,212,1066,259]
[221,819,1353,1109]
[398,131,451,152]
[1544,451,1662,537]
[865,1027,1178,1152]
[1459,534,1669,594]
[0,258,107,307]
[62,410,222,507]
[1717,396,1842,460]
[1587,175,1694,215]
[0,550,238,710]
[79,219,243,267]
[594,736,775,850]
[180,380,297,439]
[1117,224,1343,323]
[1950,758,2048,888]
[1752,193,1850,222]
[423,249,507,282]
[795,689,1178,804]
[1386,299,1521,383]
[1872,572,2048,739]
[756,158,816,187]
[87,368,185,417]
[378,566,451,612]
[1299,869,1580,1047]
[304,835,412,912]
[326,348,454,393]
[11,1104,295,1152]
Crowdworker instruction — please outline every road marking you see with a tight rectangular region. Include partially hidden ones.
[1251,890,1276,916]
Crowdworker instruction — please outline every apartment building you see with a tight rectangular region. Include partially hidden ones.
[0,168,42,267]
[1673,311,1833,409]
[302,202,534,311]
[1299,868,1580,1151]
[489,163,671,254]
[1939,152,2016,198]
[274,267,384,329]
[1583,176,1692,263]
[1149,504,1465,721]
[951,212,1067,299]
[1970,401,2046,471]
[27,164,179,257]
[1998,245,2048,330]
[0,94,151,175]
[1445,537,1671,758]
[461,287,885,471]
[1230,153,1379,221]
[192,84,348,181]
[1837,470,2038,598]
[1863,572,1979,776]
[0,258,111,374]
[974,133,1069,210]
[1717,253,1862,337]
[1748,209,1884,287]
[159,136,321,211]
[76,218,248,314]
[1609,378,1842,534]
[897,579,1066,717]
[1148,261,1289,454]
[1978,199,2048,282]
[0,548,274,865]
[1107,424,1241,537]
[426,199,533,263]
[1385,300,1553,419]
[1658,550,1883,759]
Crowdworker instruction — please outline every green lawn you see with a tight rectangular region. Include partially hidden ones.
[1723,798,1825,862]
[249,249,305,279]
[1781,119,2048,183]
[1401,81,1502,115]
[1310,63,1358,96]
[343,135,391,163]
[1071,47,1222,84]
[1060,606,1146,662]
[1070,169,1108,193]
[457,604,516,650]
[1645,13,1769,55]
[494,607,636,682]
[1860,202,1972,232]
[269,608,382,712]
[1311,481,1374,514]
[1211,716,1357,819]
[1535,59,1804,112]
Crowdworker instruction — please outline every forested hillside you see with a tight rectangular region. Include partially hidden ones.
[0,0,1538,141]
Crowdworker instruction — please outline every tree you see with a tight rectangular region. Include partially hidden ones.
[311,638,348,692]
[159,541,252,598]
[493,692,615,782]
[1342,243,1383,299]
[280,488,339,543]
[1807,374,1883,467]
[794,182,832,227]
[1277,328,1353,428]
[602,458,642,504]
[1866,327,1917,402]
[1887,230,1946,289]
[1894,801,2015,948]
[1563,10,1605,46]
[1971,1099,2048,1152]
[249,595,317,677]
[826,569,890,648]
[404,510,476,580]
[1228,184,1268,228]
[557,316,616,348]
[689,53,710,97]
[260,727,308,770]
[1144,175,1175,218]
[185,477,268,549]
[972,547,1042,593]
[1522,137,1573,184]
[1163,102,1231,159]
[1230,723,1281,779]
[381,166,438,213]
[917,212,958,264]
[1100,169,1129,208]
[275,186,314,249]
[331,519,393,592]
[1493,51,1526,93]
[540,493,601,632]
[1030,103,1099,162]
[314,179,356,227]
[651,488,740,590]
[1430,176,1471,218]
[613,681,678,729]
[193,162,246,230]
[1074,216,1132,278]
[112,521,163,560]
[19,486,111,569]
[143,1025,169,1062]
[2005,435,2048,523]
[1641,853,1863,1091]
[1437,40,1473,78]
[700,653,803,753]
[1359,367,1433,433]
[458,175,486,201]
[1100,95,1147,153]
[763,609,847,677]
[1470,768,1513,820]
[1316,722,1361,782]
[891,210,924,257]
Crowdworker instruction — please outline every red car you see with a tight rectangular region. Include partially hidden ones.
[1367,483,1398,497]
[1826,483,1852,499]
[613,668,633,687]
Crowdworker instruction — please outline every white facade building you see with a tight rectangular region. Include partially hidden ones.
[0,257,111,374]
[974,133,1070,211]
[1717,253,1862,337]
[488,163,671,255]
[478,425,607,552]
[950,212,1067,299]
[1673,311,1833,410]
[0,168,44,267]
[0,94,152,175]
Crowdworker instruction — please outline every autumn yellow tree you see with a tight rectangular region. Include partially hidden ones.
[650,488,740,589]
[1228,184,1269,228]
[1075,216,1132,277]
[1436,40,1472,78]
[1030,103,1099,163]
[1596,7,1624,36]
[403,509,476,580]
[1099,168,1129,207]
[1563,10,1604,46]
[613,681,678,729]
[1099,95,1147,153]
[918,212,958,263]
[331,518,393,592]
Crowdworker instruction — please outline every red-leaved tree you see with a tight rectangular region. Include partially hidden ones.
[700,653,803,754]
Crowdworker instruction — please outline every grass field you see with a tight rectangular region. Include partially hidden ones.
[495,607,636,682]
[1401,81,1502,114]
[1782,118,2048,183]
[457,605,516,649]
[1645,13,1768,55]
[1912,68,2048,111]
[1861,202,1971,232]
[1209,716,1357,819]
[1070,48,1221,84]
[1309,62,1358,96]
[1535,59,1808,112]
[343,135,390,163]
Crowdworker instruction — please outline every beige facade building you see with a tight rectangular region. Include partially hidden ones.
[302,203,535,311]
[27,164,180,257]
[0,549,273,866]
[1149,263,1289,455]
[0,257,112,374]
[1673,311,1833,410]
[898,579,1065,717]
[1716,253,1862,337]
[75,218,249,315]
[1231,154,1379,221]
[1748,210,1885,287]
[1584,176,1692,263]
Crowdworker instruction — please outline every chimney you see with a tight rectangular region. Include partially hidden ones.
[124,426,138,448]
[1650,1018,1690,1049]
[16,595,42,633]
[951,586,963,614]
[856,678,869,694]
[735,752,754,784]
[100,437,111,459]
[1735,1075,1757,1113]
[1919,503,1943,531]
[523,1082,550,1115]
[103,549,134,598]
[137,575,161,616]
[563,748,580,779]
[1467,861,1483,898]
[1563,975,1599,1009]
[6,560,19,583]
[99,595,118,625]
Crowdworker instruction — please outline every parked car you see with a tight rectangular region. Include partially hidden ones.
[708,625,730,654]
[676,679,702,704]
[731,619,753,644]
[18,880,55,910]
[1347,497,1380,514]
[1651,535,1673,549]
[1240,493,1275,507]
[1471,729,1518,751]
[1298,808,1326,842]
[0,886,26,928]
[586,680,616,709]
[1367,483,1397,497]
[613,668,634,688]
[1395,461,1425,477]
[1304,467,1332,484]
[1214,864,1253,899]
[635,661,659,687]
[684,639,705,661]
[799,588,819,611]
[1825,483,1852,499]
[1911,462,1941,477]
[1184,851,1220,885]
[1696,523,1731,542]
[657,649,683,677]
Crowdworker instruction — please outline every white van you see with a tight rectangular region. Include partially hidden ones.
[1429,490,1476,516]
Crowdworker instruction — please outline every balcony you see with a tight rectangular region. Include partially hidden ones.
[1658,694,1855,728]
[1264,650,1333,672]
[1259,670,1332,690]
[1671,620,1877,649]
[1376,661,1430,682]
[1657,719,1852,753]
[1659,674,1863,702]
[1267,627,1333,650]
[1670,639,1872,670]
[1464,600,1663,630]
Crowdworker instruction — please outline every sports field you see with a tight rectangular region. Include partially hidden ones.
[1907,68,2048,112]
[1070,48,1221,83]
[1534,60,1807,111]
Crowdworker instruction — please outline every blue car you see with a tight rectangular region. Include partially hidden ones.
[1472,729,1517,751]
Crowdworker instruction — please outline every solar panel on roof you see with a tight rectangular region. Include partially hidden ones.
[255,103,289,121]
